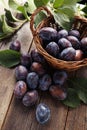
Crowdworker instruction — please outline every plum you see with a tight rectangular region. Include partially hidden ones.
[60,47,76,61]
[27,72,39,89]
[31,49,46,64]
[75,50,83,61]
[14,81,27,99]
[46,42,59,57]
[39,74,52,91]
[68,30,80,38]
[39,27,58,44]
[15,65,28,81]
[67,36,80,49]
[36,103,50,124]
[30,62,46,76]
[81,37,87,55]
[9,40,21,51]
[58,38,72,50]
[22,90,39,107]
[20,52,31,68]
[53,70,68,86]
[57,29,68,39]
[49,85,67,100]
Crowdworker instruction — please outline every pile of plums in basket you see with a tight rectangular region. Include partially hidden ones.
[9,40,68,124]
[39,27,87,61]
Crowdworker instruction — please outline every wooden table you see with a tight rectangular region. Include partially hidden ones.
[0,22,87,130]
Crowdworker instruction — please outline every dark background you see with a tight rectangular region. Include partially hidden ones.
[78,0,87,4]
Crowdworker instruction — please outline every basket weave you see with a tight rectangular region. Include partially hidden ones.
[30,6,87,71]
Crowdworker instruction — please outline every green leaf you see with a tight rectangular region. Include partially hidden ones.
[35,11,47,27]
[34,0,50,7]
[2,15,15,34]
[5,9,21,22]
[68,78,87,104]
[9,0,19,10]
[49,0,78,30]
[0,20,3,33]
[53,0,64,8]
[25,0,36,14]
[17,6,30,20]
[63,88,80,108]
[63,0,79,5]
[53,11,72,30]
[78,89,87,104]
[58,6,75,18]
[69,78,87,89]
[0,49,21,67]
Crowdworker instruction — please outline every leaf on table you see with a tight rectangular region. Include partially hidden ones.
[77,89,87,104]
[63,88,80,108]
[68,77,87,104]
[0,49,21,68]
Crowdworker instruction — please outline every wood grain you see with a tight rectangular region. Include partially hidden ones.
[1,22,87,130]
[2,39,68,130]
[65,105,86,130]
[65,67,87,130]
[2,42,37,130]
[0,22,33,130]
[30,92,68,130]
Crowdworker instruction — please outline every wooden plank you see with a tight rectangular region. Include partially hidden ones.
[65,105,86,130]
[2,22,87,130]
[0,22,33,130]
[65,67,87,130]
[30,92,68,130]
[1,35,69,130]
[1,42,38,130]
[2,41,68,130]
[2,88,68,130]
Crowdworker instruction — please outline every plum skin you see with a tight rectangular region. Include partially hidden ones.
[9,40,21,51]
[14,81,27,99]
[39,27,58,44]
[46,42,59,57]
[53,70,68,86]
[22,90,39,107]
[49,85,67,100]
[36,103,50,124]
[57,29,68,39]
[27,72,39,89]
[30,62,46,76]
[58,38,72,50]
[15,65,28,81]
[39,74,52,91]
[60,47,76,61]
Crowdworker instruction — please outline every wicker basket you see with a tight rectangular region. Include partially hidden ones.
[30,6,87,71]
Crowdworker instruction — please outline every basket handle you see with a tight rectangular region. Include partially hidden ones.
[30,6,52,35]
